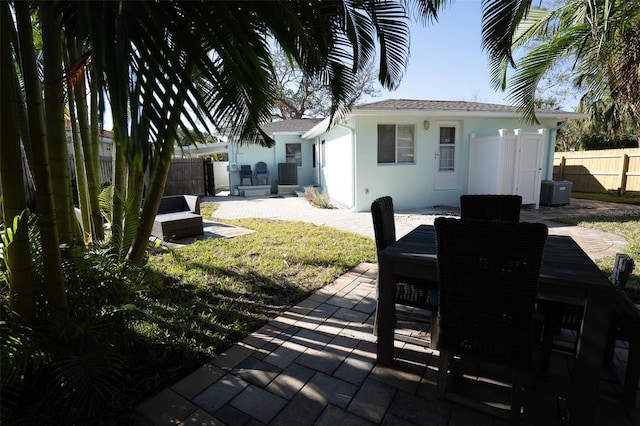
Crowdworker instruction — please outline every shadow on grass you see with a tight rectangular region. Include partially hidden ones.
[551,213,640,302]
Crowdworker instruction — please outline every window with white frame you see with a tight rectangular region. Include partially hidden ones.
[286,143,302,166]
[377,124,415,164]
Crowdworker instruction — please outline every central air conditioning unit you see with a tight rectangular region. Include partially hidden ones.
[278,162,297,185]
[540,180,572,206]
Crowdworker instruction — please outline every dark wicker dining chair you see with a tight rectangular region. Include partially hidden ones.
[434,217,548,422]
[370,196,439,344]
[459,194,522,222]
[538,254,639,406]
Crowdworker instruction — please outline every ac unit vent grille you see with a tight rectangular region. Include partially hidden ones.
[278,162,297,185]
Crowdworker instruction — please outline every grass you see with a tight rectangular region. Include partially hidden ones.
[550,212,640,301]
[121,199,638,418]
[129,218,376,408]
[572,191,640,205]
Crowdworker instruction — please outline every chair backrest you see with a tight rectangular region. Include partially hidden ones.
[240,165,252,176]
[612,253,635,288]
[370,196,396,254]
[459,194,522,222]
[434,217,548,369]
[255,161,268,174]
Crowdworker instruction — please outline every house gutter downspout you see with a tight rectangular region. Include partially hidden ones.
[546,118,571,180]
[335,122,357,211]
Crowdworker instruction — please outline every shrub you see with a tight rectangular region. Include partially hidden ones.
[0,215,158,424]
[302,186,333,209]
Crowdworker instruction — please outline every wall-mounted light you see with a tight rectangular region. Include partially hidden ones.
[423,120,430,131]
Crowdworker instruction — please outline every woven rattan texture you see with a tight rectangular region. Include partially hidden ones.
[434,217,548,370]
[459,194,523,222]
[371,196,437,309]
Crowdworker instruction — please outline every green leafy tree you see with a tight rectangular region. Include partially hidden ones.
[483,0,640,130]
[2,0,453,313]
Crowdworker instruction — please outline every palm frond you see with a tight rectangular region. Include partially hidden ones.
[507,27,588,123]
[481,0,533,66]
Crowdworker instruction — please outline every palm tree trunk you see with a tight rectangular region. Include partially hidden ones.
[7,6,35,211]
[111,127,127,256]
[127,87,187,263]
[127,150,172,264]
[1,3,34,321]
[63,44,90,245]
[16,2,68,315]
[88,68,104,240]
[41,1,73,249]
[120,164,144,258]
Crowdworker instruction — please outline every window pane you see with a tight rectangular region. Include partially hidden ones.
[439,146,454,170]
[286,143,302,166]
[396,125,414,163]
[377,125,396,163]
[440,127,455,145]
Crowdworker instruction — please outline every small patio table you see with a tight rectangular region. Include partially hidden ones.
[376,224,614,426]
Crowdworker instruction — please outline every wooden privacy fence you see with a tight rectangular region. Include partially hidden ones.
[97,157,215,196]
[163,158,215,196]
[23,157,215,208]
[553,148,640,194]
[100,157,215,195]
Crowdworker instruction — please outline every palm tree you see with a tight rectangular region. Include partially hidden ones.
[12,2,68,316]
[481,0,640,124]
[3,0,451,312]
[1,3,34,321]
[73,0,451,263]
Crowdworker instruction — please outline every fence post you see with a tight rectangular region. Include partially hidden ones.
[205,158,215,195]
[619,154,630,194]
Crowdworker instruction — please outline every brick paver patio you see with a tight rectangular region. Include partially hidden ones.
[134,263,640,425]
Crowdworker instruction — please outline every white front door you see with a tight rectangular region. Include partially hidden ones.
[434,122,460,190]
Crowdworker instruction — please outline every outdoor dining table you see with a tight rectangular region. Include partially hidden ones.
[376,224,614,426]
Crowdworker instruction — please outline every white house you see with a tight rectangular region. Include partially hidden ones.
[227,118,323,195]
[302,99,587,212]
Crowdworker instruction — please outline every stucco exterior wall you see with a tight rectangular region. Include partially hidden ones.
[272,134,315,190]
[317,114,560,212]
[228,133,316,194]
[318,125,354,208]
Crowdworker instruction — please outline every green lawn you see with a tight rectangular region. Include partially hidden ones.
[550,213,640,301]
[123,204,639,419]
[129,218,376,408]
[572,191,640,205]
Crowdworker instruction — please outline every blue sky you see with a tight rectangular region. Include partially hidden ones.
[372,1,509,105]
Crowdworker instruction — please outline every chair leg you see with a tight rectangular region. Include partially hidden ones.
[510,370,524,423]
[539,313,557,379]
[624,338,639,407]
[437,349,450,399]
[430,311,440,349]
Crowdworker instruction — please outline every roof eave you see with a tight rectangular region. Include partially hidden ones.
[302,117,331,139]
[351,108,588,120]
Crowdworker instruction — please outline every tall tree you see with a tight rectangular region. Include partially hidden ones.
[41,1,74,248]
[271,48,381,120]
[75,0,449,263]
[5,0,452,278]
[482,0,640,125]
[14,1,68,315]
[0,3,34,321]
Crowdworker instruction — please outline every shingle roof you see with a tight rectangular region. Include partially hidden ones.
[260,118,324,134]
[353,99,574,116]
